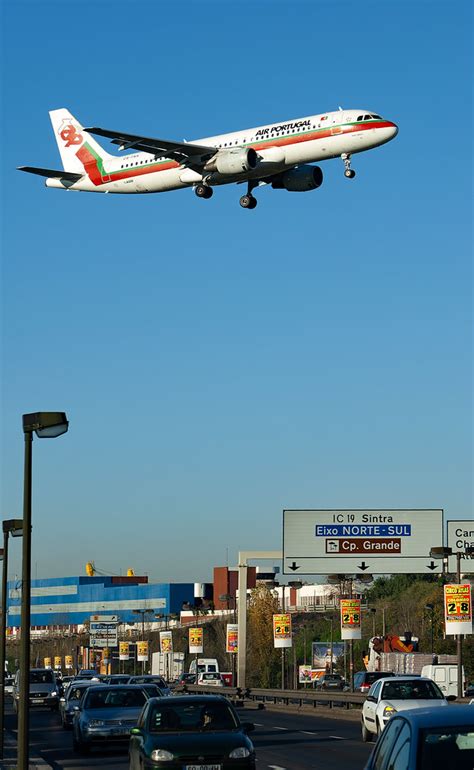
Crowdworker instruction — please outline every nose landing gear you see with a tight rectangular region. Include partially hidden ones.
[341,153,356,179]
[239,179,258,209]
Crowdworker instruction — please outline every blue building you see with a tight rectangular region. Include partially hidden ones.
[7,575,195,630]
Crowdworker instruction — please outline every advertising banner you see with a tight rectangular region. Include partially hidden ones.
[226,624,238,653]
[312,641,345,669]
[54,656,62,669]
[444,584,473,636]
[189,627,203,654]
[119,641,130,660]
[44,657,51,669]
[273,613,292,648]
[65,655,73,669]
[137,641,149,661]
[160,631,173,653]
[298,666,325,683]
[102,647,110,664]
[340,598,361,640]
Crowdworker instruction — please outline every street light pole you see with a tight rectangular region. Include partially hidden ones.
[0,519,23,759]
[18,412,68,770]
[425,604,434,655]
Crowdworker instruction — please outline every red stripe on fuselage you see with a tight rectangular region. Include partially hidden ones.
[78,121,395,187]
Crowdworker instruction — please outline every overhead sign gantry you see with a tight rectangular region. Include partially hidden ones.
[283,509,443,575]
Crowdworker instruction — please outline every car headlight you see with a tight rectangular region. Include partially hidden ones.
[151,749,174,761]
[50,691,58,697]
[88,719,105,727]
[229,747,251,758]
[383,705,397,719]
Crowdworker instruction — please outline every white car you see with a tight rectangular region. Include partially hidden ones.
[361,676,452,742]
[197,672,225,687]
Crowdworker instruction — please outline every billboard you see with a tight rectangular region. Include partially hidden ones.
[340,598,361,640]
[444,584,473,636]
[226,624,238,654]
[189,627,203,654]
[273,613,292,648]
[312,641,345,669]
[137,641,149,661]
[160,631,173,653]
[119,641,130,661]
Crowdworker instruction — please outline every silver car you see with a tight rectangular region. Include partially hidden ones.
[72,684,148,754]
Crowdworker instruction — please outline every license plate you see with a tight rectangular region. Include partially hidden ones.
[111,728,129,735]
[185,765,222,770]
[31,699,44,704]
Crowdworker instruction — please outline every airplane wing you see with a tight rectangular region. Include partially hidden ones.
[17,166,83,182]
[84,126,217,165]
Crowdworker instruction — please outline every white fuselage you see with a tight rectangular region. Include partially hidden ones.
[46,109,398,194]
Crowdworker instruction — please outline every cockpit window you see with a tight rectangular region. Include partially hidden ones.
[371,114,382,119]
[364,115,372,120]
[356,115,363,121]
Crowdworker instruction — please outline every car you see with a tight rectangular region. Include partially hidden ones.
[354,671,395,694]
[175,672,196,686]
[363,704,474,770]
[197,672,225,687]
[465,683,474,697]
[12,667,62,712]
[3,674,15,697]
[102,674,133,685]
[315,674,345,691]
[59,680,102,729]
[72,684,149,753]
[127,675,171,696]
[361,676,453,742]
[128,694,256,770]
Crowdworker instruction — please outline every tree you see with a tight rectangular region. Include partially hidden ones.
[246,584,280,688]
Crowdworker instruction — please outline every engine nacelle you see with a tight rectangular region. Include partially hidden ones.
[271,165,323,192]
[204,147,258,175]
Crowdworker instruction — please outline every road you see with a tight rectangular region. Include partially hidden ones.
[2,701,373,769]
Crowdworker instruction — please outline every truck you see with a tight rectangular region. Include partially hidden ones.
[151,651,185,681]
[189,657,219,675]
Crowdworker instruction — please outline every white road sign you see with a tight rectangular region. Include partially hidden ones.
[90,618,118,648]
[447,520,474,575]
[283,509,444,575]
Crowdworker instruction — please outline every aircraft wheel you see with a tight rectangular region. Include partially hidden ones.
[344,169,356,179]
[240,194,257,209]
[195,184,213,199]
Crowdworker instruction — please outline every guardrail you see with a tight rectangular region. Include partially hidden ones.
[175,684,366,711]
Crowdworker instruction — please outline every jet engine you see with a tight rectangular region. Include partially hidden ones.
[204,147,258,175]
[271,165,323,192]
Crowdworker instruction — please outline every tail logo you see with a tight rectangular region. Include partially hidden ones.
[59,123,83,148]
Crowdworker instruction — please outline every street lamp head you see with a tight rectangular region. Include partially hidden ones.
[3,519,23,537]
[288,581,303,589]
[430,546,452,559]
[22,412,68,438]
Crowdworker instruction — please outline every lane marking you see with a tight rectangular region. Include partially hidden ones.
[273,726,289,730]
[254,722,264,726]
[301,730,318,735]
[329,735,345,740]
[268,766,287,770]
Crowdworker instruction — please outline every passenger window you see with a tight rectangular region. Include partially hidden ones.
[387,723,410,770]
[372,720,404,770]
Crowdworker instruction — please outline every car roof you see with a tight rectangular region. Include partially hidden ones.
[83,684,150,691]
[147,694,229,705]
[377,676,430,683]
[389,705,474,728]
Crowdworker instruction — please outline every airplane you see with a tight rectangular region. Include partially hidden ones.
[18,107,398,209]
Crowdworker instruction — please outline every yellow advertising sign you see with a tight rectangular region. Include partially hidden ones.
[273,613,292,648]
[65,655,73,669]
[137,641,149,661]
[119,641,130,660]
[44,657,51,669]
[54,656,62,669]
[189,627,203,653]
[160,631,173,653]
[444,584,473,635]
[340,598,361,640]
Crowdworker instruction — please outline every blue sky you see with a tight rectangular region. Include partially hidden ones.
[1,0,472,584]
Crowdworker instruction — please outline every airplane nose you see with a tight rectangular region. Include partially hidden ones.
[388,121,398,139]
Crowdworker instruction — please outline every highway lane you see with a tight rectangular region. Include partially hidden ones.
[3,700,373,769]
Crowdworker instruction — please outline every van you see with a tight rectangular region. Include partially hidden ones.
[420,664,466,698]
[13,668,62,711]
[189,658,219,675]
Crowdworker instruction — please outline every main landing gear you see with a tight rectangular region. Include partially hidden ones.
[194,183,213,199]
[239,180,258,209]
[341,153,356,179]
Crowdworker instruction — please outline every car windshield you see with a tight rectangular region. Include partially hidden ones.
[30,671,54,684]
[67,685,90,701]
[84,688,147,708]
[381,680,444,700]
[149,702,238,733]
[420,726,474,769]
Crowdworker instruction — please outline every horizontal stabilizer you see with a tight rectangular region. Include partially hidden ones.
[17,166,83,182]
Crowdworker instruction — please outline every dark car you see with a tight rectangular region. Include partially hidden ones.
[363,705,474,770]
[128,694,256,769]
[175,672,196,686]
[315,674,345,690]
[13,668,62,711]
[102,674,133,685]
[354,670,395,694]
[127,675,171,697]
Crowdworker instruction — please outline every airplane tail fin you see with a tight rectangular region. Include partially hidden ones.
[49,108,115,172]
